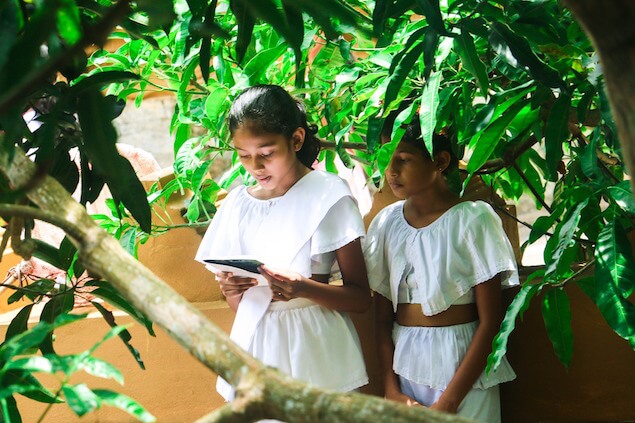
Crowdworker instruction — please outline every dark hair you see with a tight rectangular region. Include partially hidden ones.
[228,84,321,168]
[382,110,459,175]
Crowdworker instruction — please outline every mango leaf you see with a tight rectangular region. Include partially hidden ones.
[39,292,76,355]
[0,313,84,362]
[384,38,424,110]
[243,44,287,84]
[545,93,571,180]
[63,384,100,417]
[68,71,140,96]
[0,395,21,423]
[581,131,601,180]
[594,220,635,348]
[467,99,529,174]
[57,0,81,44]
[607,181,635,215]
[541,287,573,367]
[30,240,65,271]
[419,72,442,156]
[3,305,34,344]
[91,301,145,370]
[487,277,543,373]
[86,281,155,337]
[489,22,563,89]
[93,389,156,423]
[372,0,391,37]
[5,356,56,373]
[76,89,151,233]
[230,0,256,63]
[77,356,124,385]
[544,198,589,281]
[454,30,489,95]
[2,370,62,404]
[414,0,446,35]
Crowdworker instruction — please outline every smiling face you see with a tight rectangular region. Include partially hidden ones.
[232,125,306,199]
[386,141,441,199]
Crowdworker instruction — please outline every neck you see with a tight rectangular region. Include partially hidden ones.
[403,184,459,227]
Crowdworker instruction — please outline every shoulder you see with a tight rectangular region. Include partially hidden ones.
[367,201,404,235]
[450,200,500,225]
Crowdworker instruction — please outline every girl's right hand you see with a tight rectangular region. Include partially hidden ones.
[214,271,257,300]
[385,388,421,407]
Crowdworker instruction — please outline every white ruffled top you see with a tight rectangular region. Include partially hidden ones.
[364,200,519,390]
[365,200,519,315]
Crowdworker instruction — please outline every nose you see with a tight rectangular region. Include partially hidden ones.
[387,157,399,176]
[249,156,265,171]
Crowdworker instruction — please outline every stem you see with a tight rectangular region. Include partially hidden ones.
[0,205,86,242]
[553,259,596,287]
[511,161,553,213]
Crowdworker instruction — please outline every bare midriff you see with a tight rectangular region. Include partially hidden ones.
[396,303,478,327]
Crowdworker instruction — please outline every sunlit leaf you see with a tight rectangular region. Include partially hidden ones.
[63,384,100,417]
[93,389,156,422]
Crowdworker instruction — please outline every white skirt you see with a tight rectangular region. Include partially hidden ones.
[249,298,368,392]
[393,321,516,390]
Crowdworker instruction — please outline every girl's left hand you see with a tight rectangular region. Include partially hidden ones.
[259,265,306,301]
[430,399,458,415]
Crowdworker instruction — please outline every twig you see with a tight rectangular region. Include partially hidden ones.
[511,161,553,213]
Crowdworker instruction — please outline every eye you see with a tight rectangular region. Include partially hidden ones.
[238,154,250,160]
[260,151,274,158]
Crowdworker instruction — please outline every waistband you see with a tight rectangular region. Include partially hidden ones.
[268,297,317,311]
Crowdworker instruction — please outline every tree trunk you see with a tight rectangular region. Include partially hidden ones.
[562,0,635,196]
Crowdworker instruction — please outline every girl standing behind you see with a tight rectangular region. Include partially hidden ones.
[364,116,518,422]
[196,85,370,401]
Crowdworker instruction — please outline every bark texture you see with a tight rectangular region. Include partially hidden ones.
[562,0,635,195]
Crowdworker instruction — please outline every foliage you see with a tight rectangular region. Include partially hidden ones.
[0,0,634,419]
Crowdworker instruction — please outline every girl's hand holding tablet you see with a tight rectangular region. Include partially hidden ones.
[258,265,305,301]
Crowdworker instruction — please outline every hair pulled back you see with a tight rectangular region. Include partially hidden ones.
[228,84,321,168]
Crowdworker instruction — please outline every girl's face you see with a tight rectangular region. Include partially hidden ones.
[385,141,442,199]
[233,125,304,197]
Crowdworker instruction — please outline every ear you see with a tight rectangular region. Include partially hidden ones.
[433,151,452,173]
[291,127,306,152]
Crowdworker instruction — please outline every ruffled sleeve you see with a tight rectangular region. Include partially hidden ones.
[457,202,519,289]
[364,202,409,308]
[311,196,365,256]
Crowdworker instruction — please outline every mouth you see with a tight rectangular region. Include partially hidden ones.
[255,175,271,184]
[387,180,402,189]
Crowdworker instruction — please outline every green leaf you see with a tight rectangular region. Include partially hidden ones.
[57,0,82,44]
[487,278,543,373]
[414,0,446,35]
[0,0,23,71]
[5,356,56,374]
[91,301,145,370]
[544,198,589,280]
[384,38,424,109]
[68,71,140,96]
[594,220,635,348]
[2,370,61,404]
[39,292,75,355]
[78,356,124,385]
[541,288,573,367]
[76,88,151,233]
[607,181,635,215]
[230,0,256,63]
[7,279,55,304]
[4,305,34,343]
[30,240,65,271]
[454,30,489,95]
[581,132,600,179]
[63,384,100,417]
[243,44,288,84]
[467,99,529,174]
[0,395,21,423]
[545,93,571,180]
[419,72,442,156]
[489,22,563,89]
[93,389,156,422]
[86,281,155,337]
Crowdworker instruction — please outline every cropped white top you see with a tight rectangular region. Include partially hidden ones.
[365,200,519,315]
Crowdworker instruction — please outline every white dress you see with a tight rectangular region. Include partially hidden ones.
[196,171,368,400]
[364,200,519,422]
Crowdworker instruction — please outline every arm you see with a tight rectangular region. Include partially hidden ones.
[375,294,420,406]
[259,238,371,313]
[431,275,503,414]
